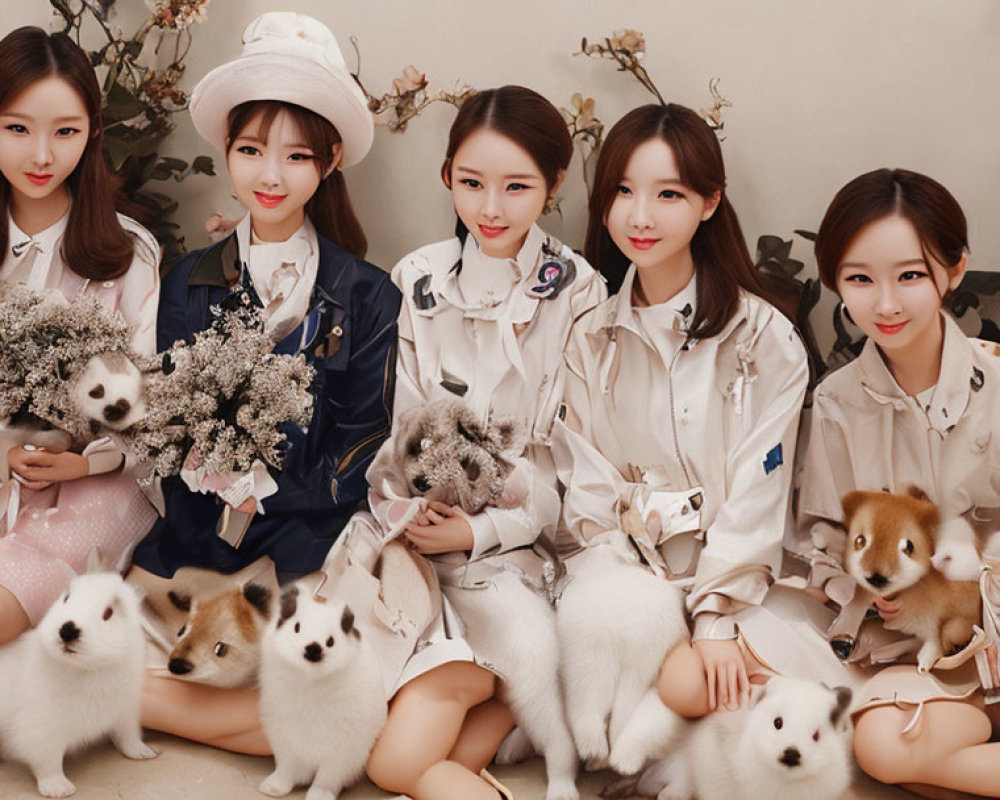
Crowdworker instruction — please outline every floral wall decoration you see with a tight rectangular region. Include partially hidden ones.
[49,0,215,265]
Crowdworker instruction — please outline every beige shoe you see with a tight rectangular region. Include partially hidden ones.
[480,768,514,799]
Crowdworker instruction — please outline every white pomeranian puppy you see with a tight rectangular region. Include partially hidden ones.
[259,583,386,800]
[656,677,853,800]
[556,542,688,775]
[0,569,155,797]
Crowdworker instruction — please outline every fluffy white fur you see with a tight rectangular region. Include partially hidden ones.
[656,677,853,800]
[445,571,580,800]
[0,571,155,797]
[556,543,687,775]
[259,584,386,800]
[69,352,146,432]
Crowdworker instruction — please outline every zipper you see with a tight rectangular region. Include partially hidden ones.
[667,337,694,487]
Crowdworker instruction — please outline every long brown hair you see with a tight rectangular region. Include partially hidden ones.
[815,168,967,291]
[0,26,135,280]
[440,86,572,243]
[225,100,367,258]
[585,103,768,340]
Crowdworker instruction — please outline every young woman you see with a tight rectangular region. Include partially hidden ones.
[0,26,159,643]
[363,85,605,800]
[129,12,400,754]
[552,103,848,728]
[796,168,1000,797]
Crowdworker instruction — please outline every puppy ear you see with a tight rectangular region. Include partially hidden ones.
[830,686,853,730]
[840,491,868,525]
[242,584,272,619]
[906,485,930,503]
[341,605,359,639]
[749,681,768,708]
[277,586,299,628]
[167,590,192,613]
[85,545,108,574]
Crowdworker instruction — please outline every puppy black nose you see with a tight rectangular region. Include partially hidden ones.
[59,621,80,643]
[779,747,801,767]
[413,475,431,493]
[304,643,323,663]
[103,399,130,422]
[169,658,193,675]
[866,572,889,589]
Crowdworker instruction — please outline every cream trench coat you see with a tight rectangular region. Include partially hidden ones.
[794,313,1000,704]
[553,265,809,644]
[362,224,605,689]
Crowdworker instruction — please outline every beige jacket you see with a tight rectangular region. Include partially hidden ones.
[367,224,606,560]
[794,313,1000,605]
[553,266,809,640]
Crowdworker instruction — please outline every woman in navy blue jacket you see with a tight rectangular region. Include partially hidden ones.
[131,12,399,753]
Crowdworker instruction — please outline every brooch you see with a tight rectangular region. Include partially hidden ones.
[527,241,576,300]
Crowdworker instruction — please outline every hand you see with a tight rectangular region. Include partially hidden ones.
[404,501,474,554]
[8,446,88,490]
[873,594,902,622]
[694,638,749,712]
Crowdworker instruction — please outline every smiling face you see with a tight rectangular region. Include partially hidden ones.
[226,108,340,242]
[0,75,89,217]
[604,137,719,291]
[836,214,965,375]
[448,128,554,259]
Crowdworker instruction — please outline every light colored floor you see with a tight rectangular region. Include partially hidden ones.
[0,732,915,800]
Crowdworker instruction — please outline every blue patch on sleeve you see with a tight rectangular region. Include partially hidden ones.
[763,443,783,476]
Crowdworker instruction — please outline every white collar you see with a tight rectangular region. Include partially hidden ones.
[5,210,71,290]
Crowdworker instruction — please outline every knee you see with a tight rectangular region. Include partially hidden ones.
[852,713,911,785]
[425,662,496,709]
[366,742,414,794]
[656,645,709,719]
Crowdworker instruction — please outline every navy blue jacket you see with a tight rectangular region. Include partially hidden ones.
[131,232,400,577]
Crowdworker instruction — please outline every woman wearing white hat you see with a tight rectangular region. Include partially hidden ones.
[130,12,400,753]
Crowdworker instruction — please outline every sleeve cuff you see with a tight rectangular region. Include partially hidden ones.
[468,511,501,558]
[692,612,738,642]
[81,437,124,476]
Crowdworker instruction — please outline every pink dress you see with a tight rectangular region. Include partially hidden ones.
[0,211,160,624]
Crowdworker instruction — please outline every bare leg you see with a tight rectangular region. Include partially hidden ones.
[448,698,516,773]
[415,761,506,800]
[366,661,498,798]
[141,673,271,755]
[854,700,1000,796]
[0,584,30,645]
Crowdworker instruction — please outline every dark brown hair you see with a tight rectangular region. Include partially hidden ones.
[440,86,572,242]
[0,26,136,280]
[584,103,768,340]
[226,100,367,258]
[815,168,967,291]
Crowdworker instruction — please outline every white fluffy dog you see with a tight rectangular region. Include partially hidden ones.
[656,677,853,800]
[0,569,155,797]
[445,571,581,800]
[259,583,386,800]
[555,542,688,775]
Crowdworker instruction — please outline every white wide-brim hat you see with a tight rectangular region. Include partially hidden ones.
[190,12,374,168]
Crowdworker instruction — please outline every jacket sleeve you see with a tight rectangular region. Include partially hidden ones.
[687,319,809,640]
[117,217,161,357]
[324,273,401,510]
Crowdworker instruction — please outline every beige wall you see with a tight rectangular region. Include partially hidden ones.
[5,1,1000,348]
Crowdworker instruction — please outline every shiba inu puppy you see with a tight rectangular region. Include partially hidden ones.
[165,583,273,688]
[842,488,982,672]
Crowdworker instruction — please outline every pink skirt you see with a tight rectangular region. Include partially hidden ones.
[0,470,157,624]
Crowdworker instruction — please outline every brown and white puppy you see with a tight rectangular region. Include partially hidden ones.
[165,584,273,688]
[841,488,981,672]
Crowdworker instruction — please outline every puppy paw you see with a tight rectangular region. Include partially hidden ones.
[259,771,295,797]
[544,779,580,800]
[304,787,337,800]
[931,545,983,582]
[583,754,609,772]
[609,743,647,777]
[118,740,158,760]
[573,727,609,765]
[37,774,76,798]
[495,726,534,765]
